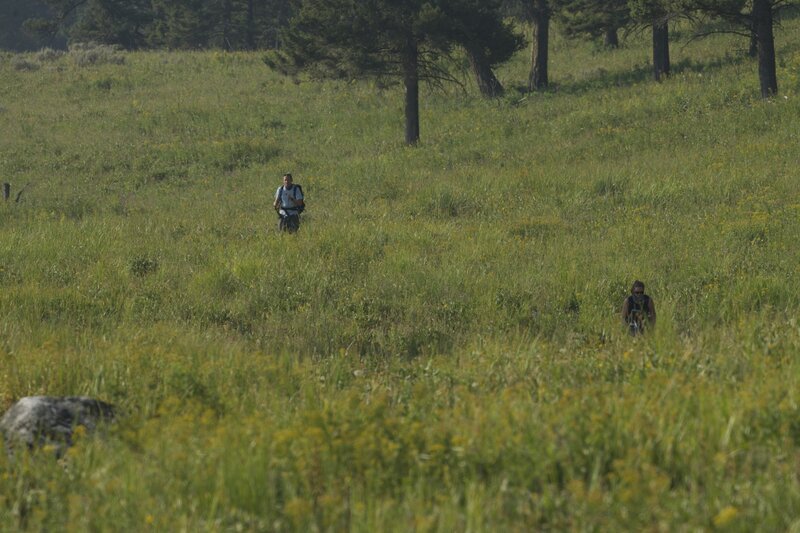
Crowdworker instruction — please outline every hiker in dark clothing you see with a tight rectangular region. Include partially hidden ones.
[622,280,656,335]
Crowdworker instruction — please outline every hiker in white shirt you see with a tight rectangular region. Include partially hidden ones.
[273,173,305,232]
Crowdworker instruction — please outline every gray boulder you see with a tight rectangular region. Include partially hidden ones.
[0,396,115,455]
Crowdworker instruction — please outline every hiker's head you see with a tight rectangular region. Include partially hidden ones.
[283,173,293,188]
[631,280,645,295]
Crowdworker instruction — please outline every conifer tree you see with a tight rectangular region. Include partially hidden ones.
[503,0,552,91]
[148,0,210,49]
[24,0,150,49]
[266,0,521,144]
[629,0,674,81]
[24,0,296,50]
[555,0,631,48]
[5,0,61,50]
[450,0,524,97]
[69,0,150,48]
[687,0,793,96]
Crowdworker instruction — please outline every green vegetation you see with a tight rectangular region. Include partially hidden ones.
[1,21,799,530]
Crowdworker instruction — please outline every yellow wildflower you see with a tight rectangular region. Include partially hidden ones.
[713,506,739,528]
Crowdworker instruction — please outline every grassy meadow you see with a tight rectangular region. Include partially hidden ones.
[1,18,800,530]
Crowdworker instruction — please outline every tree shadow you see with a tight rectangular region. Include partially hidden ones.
[777,4,800,21]
[533,52,752,96]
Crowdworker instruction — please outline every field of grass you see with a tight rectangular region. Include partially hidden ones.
[1,18,800,530]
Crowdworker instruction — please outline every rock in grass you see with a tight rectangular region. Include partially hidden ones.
[0,396,115,455]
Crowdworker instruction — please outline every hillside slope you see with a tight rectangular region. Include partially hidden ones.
[0,19,799,530]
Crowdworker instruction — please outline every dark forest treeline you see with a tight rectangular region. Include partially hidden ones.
[1,0,796,115]
[0,0,62,51]
[1,0,294,51]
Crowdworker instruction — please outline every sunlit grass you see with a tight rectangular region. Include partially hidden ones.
[0,19,799,530]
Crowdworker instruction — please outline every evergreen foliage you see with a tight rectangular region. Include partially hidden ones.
[148,0,211,49]
[627,0,680,80]
[554,0,632,45]
[265,0,522,144]
[445,0,525,97]
[685,0,793,96]
[0,0,62,51]
[503,0,554,90]
[13,0,294,51]
[69,0,151,49]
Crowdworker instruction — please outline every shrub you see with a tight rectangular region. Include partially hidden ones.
[35,48,65,62]
[69,42,126,67]
[130,257,159,277]
[11,56,40,71]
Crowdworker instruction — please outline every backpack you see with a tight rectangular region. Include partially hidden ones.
[627,294,650,327]
[279,184,305,214]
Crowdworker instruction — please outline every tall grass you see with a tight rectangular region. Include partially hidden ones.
[0,20,799,530]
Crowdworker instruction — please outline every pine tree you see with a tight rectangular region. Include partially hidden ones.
[4,0,62,50]
[446,0,524,97]
[629,0,675,81]
[503,0,552,91]
[24,0,151,49]
[24,0,296,50]
[70,0,151,48]
[266,0,521,144]
[555,0,631,48]
[687,0,793,96]
[148,0,210,49]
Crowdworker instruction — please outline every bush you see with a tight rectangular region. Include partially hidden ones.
[69,42,126,67]
[130,256,159,278]
[35,48,65,63]
[11,56,40,71]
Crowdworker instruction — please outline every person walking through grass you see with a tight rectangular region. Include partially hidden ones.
[273,173,305,233]
[622,280,656,335]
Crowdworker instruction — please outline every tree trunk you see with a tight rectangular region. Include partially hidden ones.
[222,0,232,50]
[528,9,549,91]
[276,0,291,49]
[604,27,619,48]
[246,0,255,50]
[468,49,504,98]
[753,0,777,97]
[652,19,670,81]
[748,25,758,58]
[403,41,420,145]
